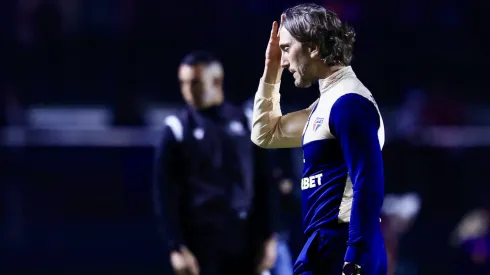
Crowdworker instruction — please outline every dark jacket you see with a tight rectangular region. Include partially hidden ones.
[152,102,278,251]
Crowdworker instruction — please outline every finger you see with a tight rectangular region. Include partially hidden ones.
[270,21,278,39]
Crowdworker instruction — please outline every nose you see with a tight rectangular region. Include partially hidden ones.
[281,53,289,69]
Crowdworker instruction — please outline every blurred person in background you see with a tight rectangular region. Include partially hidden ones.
[152,51,279,275]
[381,193,421,275]
[251,4,386,275]
[451,202,490,274]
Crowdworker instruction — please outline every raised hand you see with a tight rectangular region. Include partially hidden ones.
[263,14,285,84]
[265,21,281,66]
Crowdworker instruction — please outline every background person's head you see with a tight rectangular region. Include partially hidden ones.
[178,51,224,109]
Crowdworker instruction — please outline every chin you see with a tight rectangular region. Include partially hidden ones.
[294,79,313,88]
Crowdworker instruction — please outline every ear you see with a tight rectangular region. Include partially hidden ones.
[309,44,321,60]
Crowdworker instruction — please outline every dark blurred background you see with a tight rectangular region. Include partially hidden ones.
[1,0,490,274]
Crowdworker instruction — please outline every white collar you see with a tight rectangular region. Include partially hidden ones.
[318,66,356,94]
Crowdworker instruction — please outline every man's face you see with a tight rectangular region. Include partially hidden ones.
[279,27,316,88]
[178,64,219,109]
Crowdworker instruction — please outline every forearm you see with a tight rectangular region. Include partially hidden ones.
[254,40,284,146]
[262,64,283,84]
[345,189,384,264]
[251,79,284,148]
[251,80,314,148]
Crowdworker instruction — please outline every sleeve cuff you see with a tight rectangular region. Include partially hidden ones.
[344,245,369,266]
[257,78,281,99]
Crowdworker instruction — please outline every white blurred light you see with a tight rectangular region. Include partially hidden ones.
[382,193,421,219]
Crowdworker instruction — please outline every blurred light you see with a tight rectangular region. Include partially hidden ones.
[27,107,112,130]
[382,193,421,219]
[453,209,489,244]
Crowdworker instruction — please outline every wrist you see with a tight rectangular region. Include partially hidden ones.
[263,65,283,84]
[345,245,369,267]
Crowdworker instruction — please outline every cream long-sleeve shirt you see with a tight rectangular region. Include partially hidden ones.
[250,80,318,148]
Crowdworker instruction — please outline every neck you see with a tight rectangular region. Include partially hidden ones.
[317,64,344,80]
[195,96,224,110]
[194,88,224,110]
[317,65,354,93]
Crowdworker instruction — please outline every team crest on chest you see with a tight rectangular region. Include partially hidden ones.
[312,117,324,131]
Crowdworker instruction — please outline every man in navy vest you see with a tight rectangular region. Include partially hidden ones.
[153,51,279,275]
